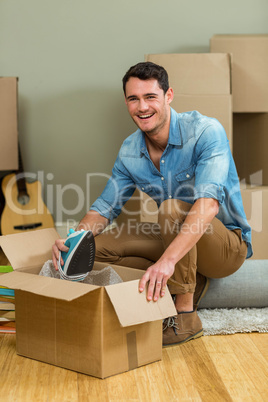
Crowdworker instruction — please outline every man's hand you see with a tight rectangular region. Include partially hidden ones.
[52,238,68,270]
[51,210,109,270]
[139,259,175,302]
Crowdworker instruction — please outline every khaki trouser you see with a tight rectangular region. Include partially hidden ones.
[95,199,248,295]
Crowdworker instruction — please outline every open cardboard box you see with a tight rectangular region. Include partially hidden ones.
[0,228,176,378]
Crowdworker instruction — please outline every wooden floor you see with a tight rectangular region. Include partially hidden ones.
[0,332,267,401]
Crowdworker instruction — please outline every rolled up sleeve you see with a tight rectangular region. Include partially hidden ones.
[194,122,230,205]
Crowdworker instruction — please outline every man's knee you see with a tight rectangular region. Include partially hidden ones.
[158,198,192,222]
[94,229,118,261]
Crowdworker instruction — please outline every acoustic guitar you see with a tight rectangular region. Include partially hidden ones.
[0,147,54,235]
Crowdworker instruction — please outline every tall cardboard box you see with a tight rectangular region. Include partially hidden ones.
[241,186,268,260]
[145,53,233,149]
[233,113,268,186]
[0,77,19,170]
[210,35,268,185]
[0,228,176,378]
[210,35,268,112]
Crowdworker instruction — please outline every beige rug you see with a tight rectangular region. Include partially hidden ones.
[198,307,268,336]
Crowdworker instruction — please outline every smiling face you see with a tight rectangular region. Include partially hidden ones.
[124,77,174,141]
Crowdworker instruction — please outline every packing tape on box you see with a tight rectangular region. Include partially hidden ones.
[127,331,138,370]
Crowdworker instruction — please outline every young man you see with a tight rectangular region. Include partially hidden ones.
[53,62,252,346]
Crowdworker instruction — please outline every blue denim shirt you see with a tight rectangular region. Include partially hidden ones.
[91,108,252,258]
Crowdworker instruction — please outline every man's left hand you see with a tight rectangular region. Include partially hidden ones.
[139,259,175,302]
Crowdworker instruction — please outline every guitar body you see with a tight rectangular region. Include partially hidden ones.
[1,173,54,235]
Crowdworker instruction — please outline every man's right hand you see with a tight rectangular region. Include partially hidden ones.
[51,210,108,270]
[52,238,69,270]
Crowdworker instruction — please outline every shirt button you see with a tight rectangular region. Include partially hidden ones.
[161,159,165,163]
[141,187,144,191]
[161,177,164,181]
[186,174,190,178]
[169,195,172,198]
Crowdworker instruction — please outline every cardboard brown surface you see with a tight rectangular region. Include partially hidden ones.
[0,228,60,270]
[145,53,231,95]
[172,94,232,150]
[102,289,162,378]
[0,228,176,378]
[233,113,268,186]
[0,271,98,300]
[241,186,268,260]
[0,77,19,170]
[105,280,177,327]
[210,35,268,112]
[15,289,105,378]
[145,53,232,150]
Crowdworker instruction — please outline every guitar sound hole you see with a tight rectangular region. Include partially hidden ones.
[17,194,30,205]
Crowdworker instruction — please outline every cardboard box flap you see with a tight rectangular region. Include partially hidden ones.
[0,228,60,270]
[105,280,177,327]
[0,271,99,301]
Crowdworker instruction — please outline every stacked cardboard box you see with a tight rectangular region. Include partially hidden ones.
[210,34,268,259]
[0,77,19,170]
[210,35,268,186]
[210,35,268,113]
[145,53,233,150]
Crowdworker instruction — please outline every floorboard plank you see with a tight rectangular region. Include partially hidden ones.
[162,346,202,401]
[180,337,233,401]
[47,365,79,402]
[0,335,22,401]
[14,358,51,402]
[134,360,171,402]
[78,373,109,402]
[106,368,140,401]
[203,335,264,401]
[227,334,268,401]
[249,333,268,362]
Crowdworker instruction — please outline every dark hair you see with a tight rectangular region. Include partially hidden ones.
[122,62,169,95]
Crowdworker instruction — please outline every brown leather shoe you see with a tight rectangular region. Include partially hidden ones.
[193,272,210,309]
[163,310,203,347]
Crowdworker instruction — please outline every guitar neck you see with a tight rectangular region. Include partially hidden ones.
[16,145,29,197]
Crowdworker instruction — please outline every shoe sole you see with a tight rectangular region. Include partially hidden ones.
[163,329,204,348]
[66,231,95,276]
